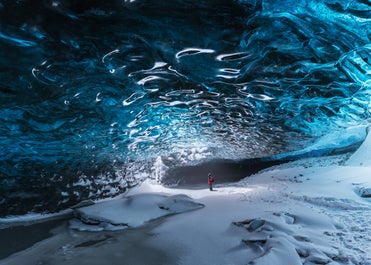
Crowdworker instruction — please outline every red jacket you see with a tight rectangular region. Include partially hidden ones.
[208,176,214,185]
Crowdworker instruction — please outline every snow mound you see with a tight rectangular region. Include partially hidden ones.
[70,193,204,231]
[233,211,349,265]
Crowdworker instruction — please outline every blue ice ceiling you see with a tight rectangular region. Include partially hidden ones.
[0,0,370,216]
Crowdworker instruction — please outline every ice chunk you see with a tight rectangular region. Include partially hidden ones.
[71,193,204,231]
[346,127,371,166]
[357,187,371,198]
[337,44,371,87]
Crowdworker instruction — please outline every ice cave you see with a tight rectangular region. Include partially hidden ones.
[0,0,370,264]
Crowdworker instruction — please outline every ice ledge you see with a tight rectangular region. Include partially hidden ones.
[70,193,204,231]
[346,126,371,167]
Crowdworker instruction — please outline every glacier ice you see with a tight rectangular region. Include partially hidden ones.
[0,0,370,216]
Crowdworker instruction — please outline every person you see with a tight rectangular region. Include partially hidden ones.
[208,173,214,191]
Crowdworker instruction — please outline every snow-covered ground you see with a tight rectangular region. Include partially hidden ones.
[1,137,370,264]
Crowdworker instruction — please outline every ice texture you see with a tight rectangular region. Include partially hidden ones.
[0,0,371,216]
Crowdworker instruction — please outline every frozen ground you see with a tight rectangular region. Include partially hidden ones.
[0,138,370,265]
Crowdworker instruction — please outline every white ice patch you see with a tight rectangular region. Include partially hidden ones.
[150,156,168,182]
[346,126,371,166]
[70,193,204,231]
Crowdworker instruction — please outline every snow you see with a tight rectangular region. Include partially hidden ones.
[137,163,370,265]
[346,127,371,167]
[70,193,204,231]
[1,134,371,264]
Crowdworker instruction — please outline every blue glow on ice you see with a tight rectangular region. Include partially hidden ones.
[0,0,370,215]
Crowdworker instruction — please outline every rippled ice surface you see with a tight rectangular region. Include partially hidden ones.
[0,0,370,216]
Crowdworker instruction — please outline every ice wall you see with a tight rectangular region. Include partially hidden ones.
[0,0,370,216]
